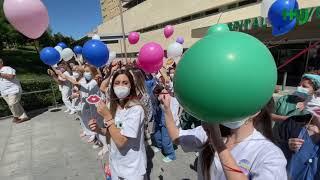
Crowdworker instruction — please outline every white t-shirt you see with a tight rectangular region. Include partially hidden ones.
[79,79,100,98]
[110,105,147,178]
[179,126,288,180]
[60,71,72,94]
[0,66,21,96]
[170,97,181,127]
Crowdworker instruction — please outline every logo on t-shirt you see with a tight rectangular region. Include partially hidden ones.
[238,159,251,175]
[115,121,123,129]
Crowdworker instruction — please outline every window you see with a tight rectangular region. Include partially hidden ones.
[192,12,203,20]
[181,16,191,23]
[227,3,238,9]
[205,8,219,16]
[239,0,258,7]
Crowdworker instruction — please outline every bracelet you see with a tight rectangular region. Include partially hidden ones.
[104,117,113,123]
[223,164,243,174]
[105,120,115,129]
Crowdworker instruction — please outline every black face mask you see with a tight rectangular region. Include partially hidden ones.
[219,125,232,137]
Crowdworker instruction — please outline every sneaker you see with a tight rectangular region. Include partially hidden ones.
[12,117,20,123]
[16,117,30,124]
[69,110,76,115]
[162,156,175,163]
[92,144,100,149]
[64,109,70,113]
[87,135,96,143]
[151,146,160,153]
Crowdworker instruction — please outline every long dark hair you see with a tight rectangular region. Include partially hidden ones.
[201,98,275,179]
[253,98,274,142]
[129,68,147,95]
[109,69,137,117]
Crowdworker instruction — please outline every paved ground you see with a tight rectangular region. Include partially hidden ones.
[0,107,197,180]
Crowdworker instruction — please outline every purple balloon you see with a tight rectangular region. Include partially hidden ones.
[176,37,184,44]
[138,42,164,73]
[128,32,140,45]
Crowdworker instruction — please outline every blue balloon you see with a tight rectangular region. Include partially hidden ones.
[40,47,61,66]
[268,0,299,35]
[272,18,296,36]
[82,40,109,67]
[73,45,83,54]
[57,42,67,49]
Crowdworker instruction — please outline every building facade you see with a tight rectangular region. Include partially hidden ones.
[97,0,319,53]
[96,0,320,85]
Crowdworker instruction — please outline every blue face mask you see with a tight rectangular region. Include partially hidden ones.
[84,72,92,81]
[294,86,310,99]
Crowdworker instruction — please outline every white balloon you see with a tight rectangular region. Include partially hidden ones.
[54,46,62,53]
[109,51,116,61]
[61,48,74,62]
[92,34,101,40]
[54,46,63,61]
[261,0,276,18]
[167,42,183,58]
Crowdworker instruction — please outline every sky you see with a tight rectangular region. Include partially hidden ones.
[42,0,102,40]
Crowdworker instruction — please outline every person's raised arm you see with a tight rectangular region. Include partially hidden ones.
[100,76,111,93]
[96,101,128,149]
[55,70,79,85]
[159,92,180,144]
[204,123,247,180]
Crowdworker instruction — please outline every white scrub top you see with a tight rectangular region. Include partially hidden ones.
[0,66,21,96]
[110,105,147,179]
[61,71,72,94]
[179,126,288,180]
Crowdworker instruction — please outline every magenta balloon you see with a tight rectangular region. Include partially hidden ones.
[138,42,164,73]
[3,0,49,39]
[164,25,174,39]
[176,36,184,44]
[128,32,140,45]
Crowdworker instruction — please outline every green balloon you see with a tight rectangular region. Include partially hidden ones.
[207,24,230,35]
[174,27,277,123]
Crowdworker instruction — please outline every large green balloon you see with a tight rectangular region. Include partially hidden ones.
[174,24,277,123]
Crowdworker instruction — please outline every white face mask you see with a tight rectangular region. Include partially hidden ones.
[114,86,131,99]
[294,86,311,99]
[84,72,92,81]
[221,117,249,129]
[73,72,80,79]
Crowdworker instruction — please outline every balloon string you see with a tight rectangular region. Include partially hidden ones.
[277,40,320,70]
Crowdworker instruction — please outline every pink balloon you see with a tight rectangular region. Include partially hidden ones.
[128,32,140,45]
[164,25,174,39]
[138,42,164,73]
[3,0,49,39]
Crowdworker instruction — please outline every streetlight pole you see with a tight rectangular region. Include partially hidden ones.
[118,0,128,63]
